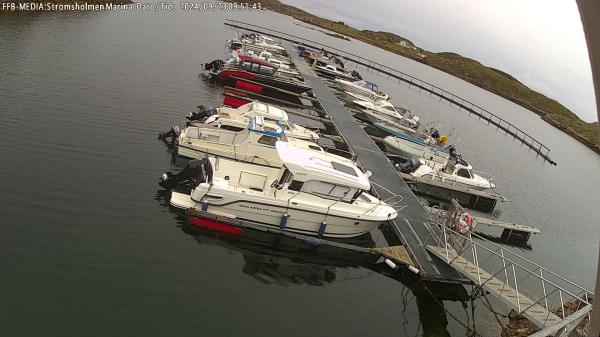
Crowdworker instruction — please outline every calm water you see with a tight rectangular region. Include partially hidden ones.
[1,7,598,337]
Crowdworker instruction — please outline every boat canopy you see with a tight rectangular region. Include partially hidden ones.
[249,101,288,122]
[247,116,284,138]
[275,141,370,190]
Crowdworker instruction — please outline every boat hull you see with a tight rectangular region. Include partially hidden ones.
[170,192,384,238]
[383,136,449,166]
[217,69,311,94]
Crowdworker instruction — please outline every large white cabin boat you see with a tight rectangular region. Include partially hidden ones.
[335,79,389,101]
[167,141,398,238]
[398,157,495,190]
[189,101,319,141]
[179,116,326,168]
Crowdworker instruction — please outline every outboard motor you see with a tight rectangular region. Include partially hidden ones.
[159,158,213,190]
[186,105,218,122]
[448,145,458,158]
[395,158,422,173]
[158,125,180,148]
[203,59,225,72]
[351,70,362,80]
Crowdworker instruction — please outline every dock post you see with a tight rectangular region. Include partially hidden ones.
[201,198,209,211]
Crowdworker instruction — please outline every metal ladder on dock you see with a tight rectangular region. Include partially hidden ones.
[424,222,593,335]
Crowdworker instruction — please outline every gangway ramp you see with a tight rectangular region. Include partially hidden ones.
[287,44,465,282]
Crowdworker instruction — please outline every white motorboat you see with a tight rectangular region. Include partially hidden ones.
[314,64,356,81]
[245,50,292,66]
[188,101,319,141]
[335,79,389,101]
[353,99,405,120]
[397,157,495,190]
[178,115,327,167]
[240,33,287,54]
[166,141,398,238]
[383,135,450,166]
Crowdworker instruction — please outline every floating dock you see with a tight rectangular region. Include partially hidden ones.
[287,44,467,283]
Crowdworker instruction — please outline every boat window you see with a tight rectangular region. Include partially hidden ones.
[257,65,275,75]
[456,168,472,178]
[288,180,303,191]
[308,145,322,151]
[384,106,396,112]
[300,181,355,202]
[257,135,278,146]
[331,162,358,176]
[220,125,244,132]
[250,63,261,73]
[279,169,293,185]
[241,61,252,70]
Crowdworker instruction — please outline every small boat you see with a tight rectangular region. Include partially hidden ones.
[245,50,292,66]
[206,55,311,94]
[383,135,450,166]
[314,64,358,81]
[188,101,320,141]
[396,156,495,190]
[163,141,398,238]
[353,99,405,120]
[335,79,389,101]
[177,115,325,167]
[239,33,287,54]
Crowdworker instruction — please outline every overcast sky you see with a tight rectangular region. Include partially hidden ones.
[284,0,597,122]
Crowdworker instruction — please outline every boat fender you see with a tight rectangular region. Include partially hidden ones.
[408,266,420,275]
[384,259,397,269]
[279,213,289,230]
[201,197,209,211]
[318,221,327,238]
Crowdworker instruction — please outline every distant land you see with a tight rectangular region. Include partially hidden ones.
[225,0,600,154]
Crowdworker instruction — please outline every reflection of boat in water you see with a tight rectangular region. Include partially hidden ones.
[180,217,379,286]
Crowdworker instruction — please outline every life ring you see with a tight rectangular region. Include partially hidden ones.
[457,212,474,233]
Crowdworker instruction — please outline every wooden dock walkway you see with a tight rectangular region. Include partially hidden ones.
[427,245,561,328]
[287,44,466,283]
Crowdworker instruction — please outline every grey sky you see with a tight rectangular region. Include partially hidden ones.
[283,0,597,122]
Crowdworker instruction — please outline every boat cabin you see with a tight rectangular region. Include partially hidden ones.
[238,55,277,75]
[275,141,372,203]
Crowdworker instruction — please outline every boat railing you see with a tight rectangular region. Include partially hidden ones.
[413,203,594,331]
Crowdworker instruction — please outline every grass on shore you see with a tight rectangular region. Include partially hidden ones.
[226,0,599,154]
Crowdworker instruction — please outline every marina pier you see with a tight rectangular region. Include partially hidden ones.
[225,20,558,166]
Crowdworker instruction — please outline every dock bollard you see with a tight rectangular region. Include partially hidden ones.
[201,198,209,211]
[318,221,327,238]
[279,213,288,230]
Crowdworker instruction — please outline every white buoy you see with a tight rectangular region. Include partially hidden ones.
[408,265,420,275]
[384,258,397,269]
